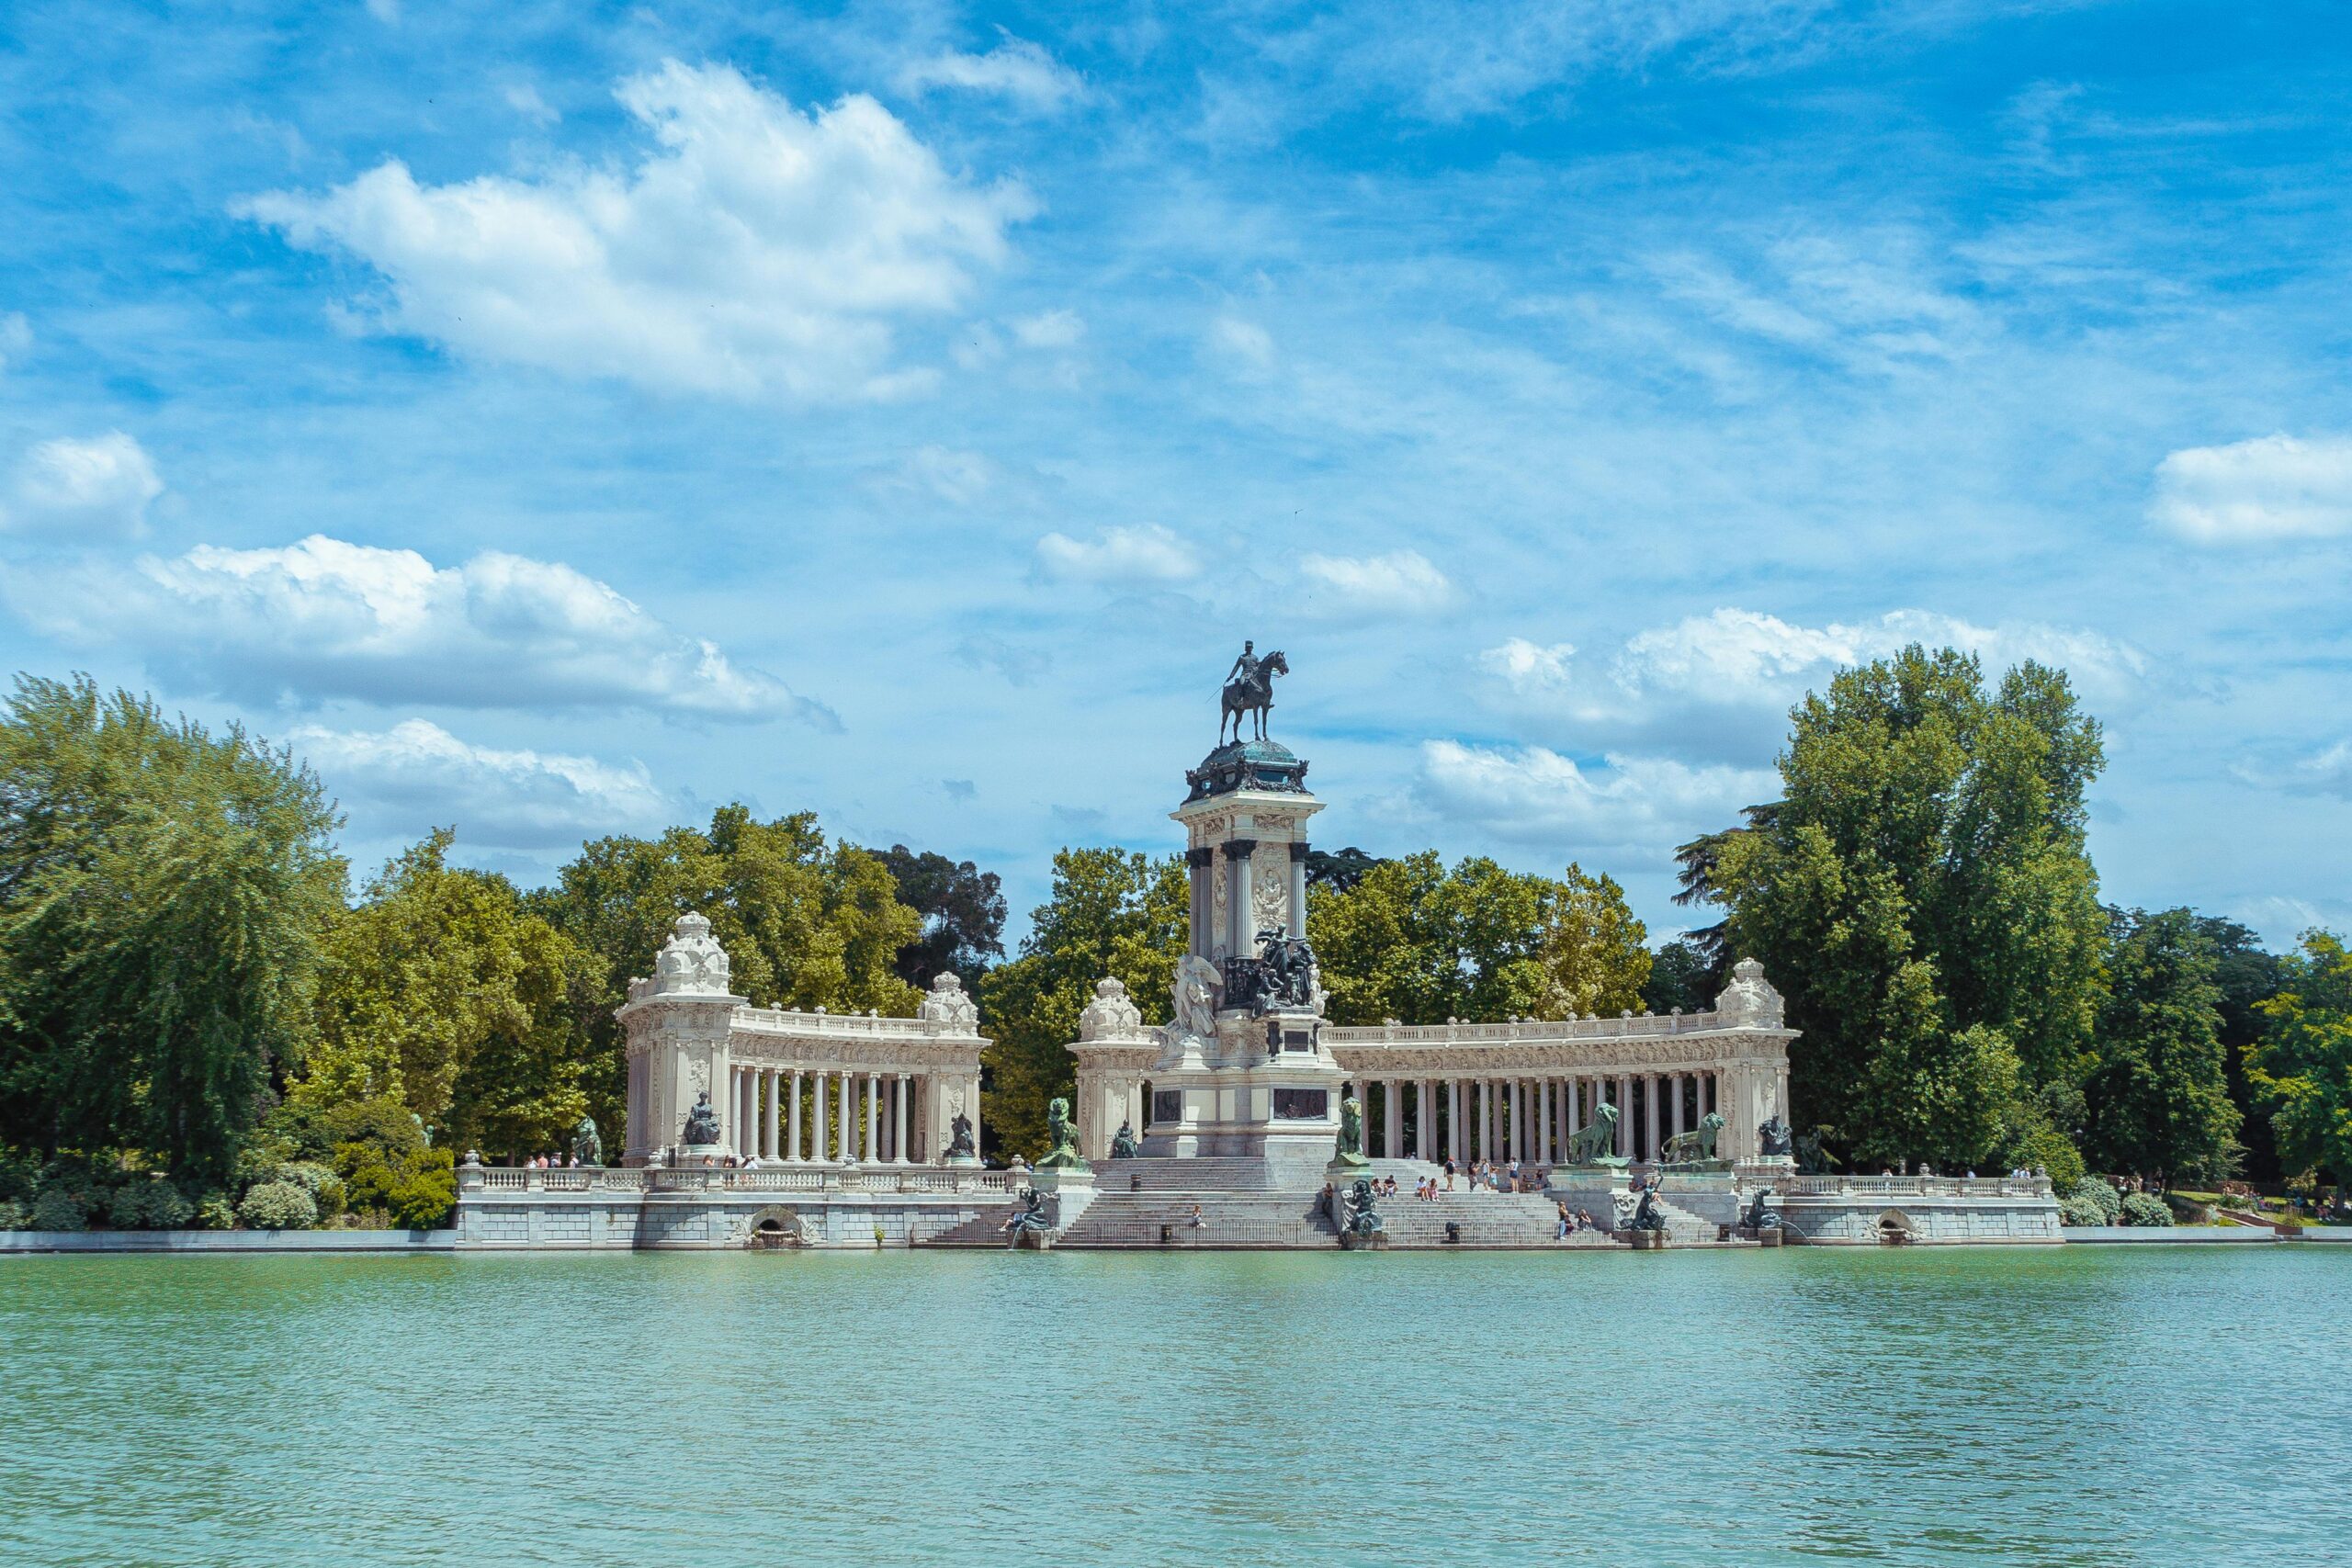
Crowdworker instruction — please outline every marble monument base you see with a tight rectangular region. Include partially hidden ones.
[1028,1165,1098,1232]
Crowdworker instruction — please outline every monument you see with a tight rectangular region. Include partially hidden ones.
[1133,642,1345,1178]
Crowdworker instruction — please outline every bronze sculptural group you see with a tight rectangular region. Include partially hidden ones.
[681,1091,721,1146]
[1035,1097,1088,1170]
[1659,1111,1724,1167]
[1561,1102,1623,1166]
[571,1116,603,1168]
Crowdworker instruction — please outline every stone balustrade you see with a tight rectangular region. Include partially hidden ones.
[1773,1173,2055,1200]
[465,1165,1011,1196]
[1326,1010,1728,1044]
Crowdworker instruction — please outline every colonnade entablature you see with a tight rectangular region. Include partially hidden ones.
[618,913,989,1168]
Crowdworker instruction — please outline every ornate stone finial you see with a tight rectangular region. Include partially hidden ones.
[650,911,733,996]
[1079,976,1148,1043]
[1715,956,1785,1028]
[918,971,981,1029]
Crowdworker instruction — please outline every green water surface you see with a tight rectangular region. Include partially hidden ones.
[2,1247,2345,1566]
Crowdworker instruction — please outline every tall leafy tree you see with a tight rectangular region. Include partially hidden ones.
[2083,908,2240,1182]
[1309,853,1648,1025]
[0,675,344,1184]
[298,830,591,1161]
[2198,916,2286,1179]
[2247,931,2352,1185]
[1642,938,1720,1016]
[871,844,1005,989]
[980,849,1186,1158]
[1713,647,2106,1169]
[535,806,923,1149]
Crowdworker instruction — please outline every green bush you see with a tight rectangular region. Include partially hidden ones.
[2058,1194,2108,1227]
[107,1179,195,1230]
[195,1194,238,1230]
[237,1179,318,1231]
[273,1162,346,1222]
[2067,1178,2122,1224]
[2164,1191,2214,1224]
[343,1145,455,1229]
[29,1188,89,1231]
[0,1199,29,1230]
[2120,1191,2174,1227]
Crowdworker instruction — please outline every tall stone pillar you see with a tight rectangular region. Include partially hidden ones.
[1670,1074,1686,1140]
[787,1071,804,1160]
[866,1073,881,1165]
[838,1073,857,1164]
[1537,1079,1552,1163]
[1616,1075,1632,1156]
[1287,844,1309,940]
[1186,848,1212,956]
[1447,1080,1463,1162]
[893,1075,910,1164]
[763,1069,779,1158]
[1224,840,1257,957]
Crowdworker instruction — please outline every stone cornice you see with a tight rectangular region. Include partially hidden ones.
[1327,1031,1791,1074]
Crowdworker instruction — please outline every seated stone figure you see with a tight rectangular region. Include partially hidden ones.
[681,1091,721,1147]
[1110,1120,1140,1159]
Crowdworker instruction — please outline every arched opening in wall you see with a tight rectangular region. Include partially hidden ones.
[747,1205,804,1250]
[1877,1210,1916,1247]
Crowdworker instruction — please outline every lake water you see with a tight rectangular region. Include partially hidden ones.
[2,1247,2345,1566]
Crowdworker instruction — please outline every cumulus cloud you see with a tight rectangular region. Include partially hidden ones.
[15,534,822,722]
[1299,549,1454,616]
[1205,316,1275,376]
[899,34,1084,113]
[238,61,1035,400]
[2149,433,2352,544]
[1419,739,1778,854]
[1482,607,2146,745]
[1010,309,1084,349]
[295,719,672,849]
[1,432,164,539]
[1034,523,1199,583]
[503,83,560,127]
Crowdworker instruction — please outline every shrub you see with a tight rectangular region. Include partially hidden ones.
[29,1188,89,1231]
[2059,1194,2107,1227]
[2120,1191,2174,1227]
[108,1179,195,1230]
[2067,1178,2122,1225]
[195,1194,238,1231]
[341,1145,455,1229]
[2164,1191,2213,1224]
[0,1200,29,1230]
[237,1179,318,1231]
[274,1162,346,1223]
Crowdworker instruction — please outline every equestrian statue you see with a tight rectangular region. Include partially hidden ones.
[1220,640,1291,745]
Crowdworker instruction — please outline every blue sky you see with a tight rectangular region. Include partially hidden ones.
[2,0,2348,950]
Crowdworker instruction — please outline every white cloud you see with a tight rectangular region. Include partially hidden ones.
[1299,549,1454,615]
[2,432,164,539]
[1035,523,1199,583]
[2234,739,2352,799]
[16,534,822,722]
[1419,739,1778,854]
[239,61,1035,400]
[899,35,1083,113]
[0,311,30,373]
[503,83,560,127]
[1205,316,1275,376]
[1486,606,2145,725]
[295,718,672,849]
[2149,434,2352,543]
[1010,309,1084,349]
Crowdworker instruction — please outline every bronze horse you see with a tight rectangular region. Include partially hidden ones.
[1220,649,1288,744]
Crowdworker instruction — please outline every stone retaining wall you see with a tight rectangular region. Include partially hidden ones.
[0,1229,456,1253]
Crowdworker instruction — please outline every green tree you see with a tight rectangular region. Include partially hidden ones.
[1642,938,1721,1016]
[2197,916,2286,1179]
[297,830,590,1159]
[0,675,345,1184]
[1713,647,2106,1171]
[871,844,1005,989]
[979,849,1186,1158]
[536,806,923,1151]
[1308,853,1647,1025]
[2247,931,2352,1185]
[2083,908,2240,1182]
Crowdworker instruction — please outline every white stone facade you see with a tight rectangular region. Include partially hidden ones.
[618,914,989,1168]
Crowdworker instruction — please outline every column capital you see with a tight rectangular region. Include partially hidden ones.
[1287,840,1311,861]
[1185,846,1215,867]
[1221,838,1259,859]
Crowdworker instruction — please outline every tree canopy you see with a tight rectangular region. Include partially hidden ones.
[2248,931,2352,1185]
[2083,907,2240,1183]
[1713,647,2106,1170]
[0,676,345,1185]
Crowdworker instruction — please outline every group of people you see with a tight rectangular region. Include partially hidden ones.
[1553,1201,1601,1238]
[1435,1157,1540,1194]
[520,1152,578,1169]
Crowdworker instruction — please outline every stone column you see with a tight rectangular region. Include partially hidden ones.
[866,1072,881,1165]
[1287,843,1309,940]
[1671,1073,1686,1141]
[893,1074,910,1164]
[786,1070,804,1160]
[1224,840,1257,958]
[969,1074,985,1160]
[810,1072,829,1161]
[1505,1082,1520,1163]
[1616,1075,1632,1156]
[839,1072,857,1164]
[1186,847,1212,956]
[1537,1078,1552,1164]
[1381,1082,1398,1159]
[1446,1080,1462,1163]
[762,1069,778,1159]
[738,1070,754,1157]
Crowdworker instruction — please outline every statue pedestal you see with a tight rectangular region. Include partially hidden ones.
[1029,1166,1097,1231]
[677,1143,729,1168]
